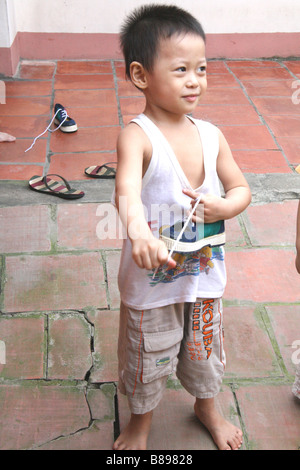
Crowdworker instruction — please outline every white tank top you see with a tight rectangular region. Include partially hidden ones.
[116,113,226,310]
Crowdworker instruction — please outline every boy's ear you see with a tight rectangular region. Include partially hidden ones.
[130,62,148,90]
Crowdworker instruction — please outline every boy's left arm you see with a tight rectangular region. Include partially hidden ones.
[184,130,251,223]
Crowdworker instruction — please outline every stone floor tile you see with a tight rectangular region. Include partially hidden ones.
[0,139,47,163]
[49,152,117,181]
[0,205,51,253]
[0,164,45,181]
[54,73,115,90]
[1,97,51,116]
[283,61,300,77]
[56,60,112,75]
[226,60,283,69]
[220,125,277,150]
[63,106,119,127]
[207,61,229,73]
[0,382,90,450]
[3,253,107,313]
[228,66,292,81]
[193,104,261,126]
[224,216,247,247]
[0,316,45,379]
[206,72,239,87]
[119,96,146,116]
[5,80,53,97]
[50,126,120,153]
[105,251,121,308]
[0,57,299,452]
[223,306,281,378]
[87,383,115,421]
[265,305,300,376]
[117,385,242,450]
[225,249,299,303]
[242,200,299,246]
[48,313,92,380]
[236,385,300,450]
[201,87,249,105]
[19,62,56,79]
[264,115,300,138]
[242,79,296,97]
[232,150,290,173]
[0,115,51,139]
[38,420,114,450]
[252,96,300,115]
[88,309,119,383]
[57,203,122,250]
[54,89,117,108]
[276,136,300,165]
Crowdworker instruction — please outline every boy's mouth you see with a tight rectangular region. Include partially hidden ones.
[183,94,199,103]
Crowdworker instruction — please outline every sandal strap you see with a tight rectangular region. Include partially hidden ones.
[43,174,71,193]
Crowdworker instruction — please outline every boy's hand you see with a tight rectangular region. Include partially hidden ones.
[132,237,177,270]
[183,189,227,223]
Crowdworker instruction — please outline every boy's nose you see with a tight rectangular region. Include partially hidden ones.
[186,73,199,87]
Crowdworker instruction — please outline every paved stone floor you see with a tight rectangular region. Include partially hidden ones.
[0,58,299,450]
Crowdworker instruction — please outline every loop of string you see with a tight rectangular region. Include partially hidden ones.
[25,108,68,153]
[152,194,202,279]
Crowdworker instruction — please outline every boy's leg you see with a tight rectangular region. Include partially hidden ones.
[177,298,242,450]
[114,302,184,450]
[113,411,153,450]
[194,397,243,450]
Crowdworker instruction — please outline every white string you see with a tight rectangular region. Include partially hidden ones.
[25,108,68,153]
[152,194,202,279]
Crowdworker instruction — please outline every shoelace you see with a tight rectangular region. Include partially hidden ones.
[152,194,202,279]
[25,108,68,153]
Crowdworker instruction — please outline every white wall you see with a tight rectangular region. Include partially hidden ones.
[2,0,300,48]
[0,0,17,47]
[12,0,300,34]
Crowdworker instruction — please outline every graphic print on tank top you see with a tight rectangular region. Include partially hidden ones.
[149,245,224,285]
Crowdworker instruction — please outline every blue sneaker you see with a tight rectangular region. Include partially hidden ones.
[159,219,225,253]
[54,103,78,133]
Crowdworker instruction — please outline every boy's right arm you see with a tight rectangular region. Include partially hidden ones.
[296,200,300,274]
[115,124,175,271]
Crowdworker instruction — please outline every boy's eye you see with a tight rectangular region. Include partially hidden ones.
[198,66,207,73]
[176,66,186,72]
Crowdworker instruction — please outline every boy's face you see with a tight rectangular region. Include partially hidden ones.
[143,33,207,117]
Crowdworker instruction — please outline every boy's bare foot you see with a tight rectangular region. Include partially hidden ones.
[194,398,243,450]
[0,132,16,142]
[113,411,153,450]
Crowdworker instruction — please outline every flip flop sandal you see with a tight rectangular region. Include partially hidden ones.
[84,163,117,179]
[29,174,85,200]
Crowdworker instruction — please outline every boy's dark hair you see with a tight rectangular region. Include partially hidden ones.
[120,4,206,79]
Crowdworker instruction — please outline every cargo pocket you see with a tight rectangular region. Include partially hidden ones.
[142,328,183,384]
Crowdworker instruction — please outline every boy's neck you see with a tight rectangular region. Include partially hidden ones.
[143,106,189,129]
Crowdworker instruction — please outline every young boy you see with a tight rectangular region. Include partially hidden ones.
[113,5,251,450]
